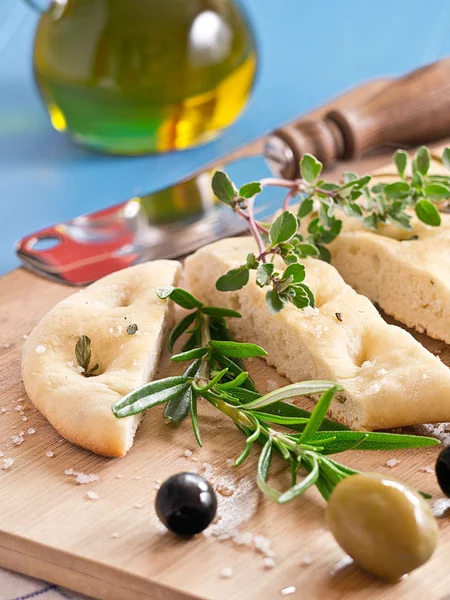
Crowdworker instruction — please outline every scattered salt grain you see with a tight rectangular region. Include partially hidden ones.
[1,408,6,413]
[263,557,276,570]
[23,334,28,340]
[134,503,144,509]
[0,452,3,458]
[64,468,74,475]
[3,343,10,349]
[35,344,46,354]
[423,373,429,380]
[184,449,193,458]
[420,465,434,474]
[310,325,323,339]
[226,458,234,467]
[266,379,279,392]
[111,533,119,539]
[300,556,313,566]
[376,368,388,377]
[117,325,123,334]
[385,458,401,468]
[361,360,374,369]
[67,361,74,368]
[86,491,99,500]
[1,458,14,469]
[45,450,54,458]
[75,366,84,374]
[27,428,35,435]
[115,474,123,479]
[154,484,161,490]
[367,383,381,395]
[220,568,233,579]
[109,327,114,334]
[302,306,319,317]
[12,434,24,445]
[22,416,27,422]
[76,473,99,485]
[280,586,296,596]
[192,456,199,462]
[14,405,23,412]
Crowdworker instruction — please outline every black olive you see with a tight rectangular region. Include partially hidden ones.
[155,472,217,536]
[435,446,450,497]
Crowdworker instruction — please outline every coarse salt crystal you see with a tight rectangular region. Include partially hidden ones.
[12,435,24,445]
[76,473,99,484]
[134,503,144,509]
[263,557,276,569]
[280,587,296,596]
[1,408,6,413]
[367,383,381,395]
[23,334,28,340]
[386,458,401,468]
[67,361,74,368]
[361,360,374,369]
[27,428,35,435]
[300,556,313,566]
[75,366,84,374]
[266,379,279,392]
[376,368,388,377]
[3,343,10,349]
[109,328,114,334]
[184,449,193,457]
[35,345,46,354]
[45,450,54,458]
[117,325,123,334]
[86,491,99,500]
[111,533,119,539]
[420,465,434,474]
[423,373,429,380]
[64,468,74,475]
[226,458,234,467]
[22,416,27,422]
[1,458,14,469]
[14,405,23,412]
[302,306,319,317]
[115,474,123,479]
[220,568,233,579]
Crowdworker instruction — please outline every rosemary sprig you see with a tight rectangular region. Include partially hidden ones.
[212,146,450,314]
[111,288,439,503]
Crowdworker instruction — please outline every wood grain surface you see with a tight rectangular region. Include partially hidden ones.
[2,82,450,600]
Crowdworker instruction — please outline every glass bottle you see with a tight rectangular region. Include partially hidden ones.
[26,0,258,154]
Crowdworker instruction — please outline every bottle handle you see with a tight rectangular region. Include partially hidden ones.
[23,0,51,13]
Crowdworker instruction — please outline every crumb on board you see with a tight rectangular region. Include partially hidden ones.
[385,458,401,468]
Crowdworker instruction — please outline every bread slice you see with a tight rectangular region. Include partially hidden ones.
[22,261,181,457]
[324,149,450,344]
[185,237,450,431]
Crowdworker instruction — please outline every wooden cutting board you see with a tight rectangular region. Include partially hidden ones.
[2,82,450,600]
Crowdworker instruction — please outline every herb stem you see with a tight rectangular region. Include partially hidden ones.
[198,314,211,384]
[246,196,266,260]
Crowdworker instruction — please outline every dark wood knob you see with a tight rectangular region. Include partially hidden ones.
[269,58,450,179]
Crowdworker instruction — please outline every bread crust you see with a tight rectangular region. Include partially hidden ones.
[22,261,181,457]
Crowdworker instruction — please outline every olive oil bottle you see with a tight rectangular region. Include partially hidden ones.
[32,0,257,154]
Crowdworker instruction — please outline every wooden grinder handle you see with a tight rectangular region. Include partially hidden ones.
[268,58,450,179]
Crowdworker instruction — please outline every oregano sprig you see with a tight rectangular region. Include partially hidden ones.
[212,146,450,314]
[111,288,439,503]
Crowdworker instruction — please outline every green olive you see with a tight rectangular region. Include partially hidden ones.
[326,473,438,580]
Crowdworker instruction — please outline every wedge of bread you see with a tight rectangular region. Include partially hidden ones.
[22,261,180,457]
[185,237,450,431]
[324,149,450,344]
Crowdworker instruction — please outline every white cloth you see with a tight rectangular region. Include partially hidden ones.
[0,568,91,600]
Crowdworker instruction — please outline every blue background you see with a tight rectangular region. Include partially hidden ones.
[1,0,450,275]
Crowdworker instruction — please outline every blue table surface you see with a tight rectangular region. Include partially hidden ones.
[1,0,450,276]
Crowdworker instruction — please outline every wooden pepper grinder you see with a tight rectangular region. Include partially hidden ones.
[265,58,450,179]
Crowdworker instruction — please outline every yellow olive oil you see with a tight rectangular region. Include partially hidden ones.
[33,0,257,154]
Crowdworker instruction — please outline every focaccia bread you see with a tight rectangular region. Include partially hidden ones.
[325,148,450,344]
[22,261,180,457]
[185,237,450,431]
